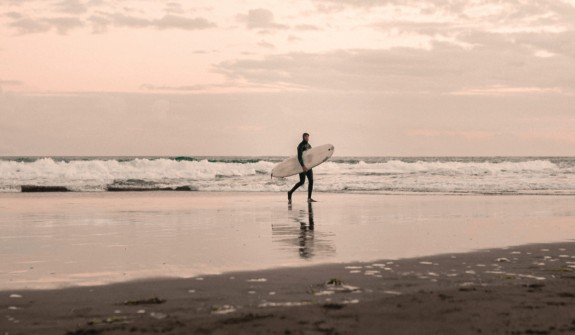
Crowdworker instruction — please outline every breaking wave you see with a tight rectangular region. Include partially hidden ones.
[1,156,574,194]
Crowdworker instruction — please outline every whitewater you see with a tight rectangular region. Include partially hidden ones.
[1,156,575,195]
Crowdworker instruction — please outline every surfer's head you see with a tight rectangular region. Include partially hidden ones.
[303,132,309,141]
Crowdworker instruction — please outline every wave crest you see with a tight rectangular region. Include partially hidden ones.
[0,157,572,194]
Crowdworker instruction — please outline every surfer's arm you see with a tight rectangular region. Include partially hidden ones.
[297,142,311,172]
[297,143,305,167]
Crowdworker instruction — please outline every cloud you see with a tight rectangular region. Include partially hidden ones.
[45,17,85,34]
[8,17,50,34]
[165,2,184,14]
[88,13,110,33]
[5,12,23,19]
[54,0,88,14]
[315,0,575,43]
[312,0,575,14]
[155,14,216,30]
[237,8,288,30]
[9,16,84,34]
[294,24,321,31]
[3,2,217,34]
[88,12,216,31]
[288,35,302,43]
[216,40,575,95]
[258,40,275,49]
[512,31,575,59]
[100,13,149,28]
[214,0,575,96]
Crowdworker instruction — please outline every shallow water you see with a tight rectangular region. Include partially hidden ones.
[2,192,575,290]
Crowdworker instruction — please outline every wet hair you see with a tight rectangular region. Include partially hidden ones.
[303,132,309,139]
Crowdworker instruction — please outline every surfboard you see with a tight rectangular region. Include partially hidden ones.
[271,144,335,178]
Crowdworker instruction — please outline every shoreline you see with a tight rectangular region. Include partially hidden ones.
[3,240,575,334]
[6,187,575,196]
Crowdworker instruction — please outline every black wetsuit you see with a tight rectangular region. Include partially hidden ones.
[288,140,313,199]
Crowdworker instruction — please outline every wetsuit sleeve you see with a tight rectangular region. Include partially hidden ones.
[297,142,305,166]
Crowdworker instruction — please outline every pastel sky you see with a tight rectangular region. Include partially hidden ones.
[1,0,575,156]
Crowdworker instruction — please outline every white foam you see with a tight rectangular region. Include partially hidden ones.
[2,157,575,194]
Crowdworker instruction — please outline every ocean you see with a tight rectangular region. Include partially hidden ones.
[2,156,575,195]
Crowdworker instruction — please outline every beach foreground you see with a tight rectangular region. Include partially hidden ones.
[3,192,575,334]
[3,192,575,290]
[3,241,575,334]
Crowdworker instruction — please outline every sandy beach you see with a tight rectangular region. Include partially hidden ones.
[2,192,575,334]
[3,241,575,334]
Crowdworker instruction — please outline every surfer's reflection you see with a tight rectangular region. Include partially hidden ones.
[298,202,315,258]
[272,202,335,259]
[307,202,314,226]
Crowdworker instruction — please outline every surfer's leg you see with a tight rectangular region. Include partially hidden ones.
[288,172,306,202]
[307,169,314,200]
[292,172,306,192]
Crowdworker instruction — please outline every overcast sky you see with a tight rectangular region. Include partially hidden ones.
[1,0,575,156]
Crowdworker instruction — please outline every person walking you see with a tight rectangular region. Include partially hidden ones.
[288,132,316,204]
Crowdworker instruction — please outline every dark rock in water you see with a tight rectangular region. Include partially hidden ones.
[21,185,70,192]
[175,186,197,191]
[106,185,197,192]
[107,187,134,192]
[107,187,158,192]
[174,156,195,162]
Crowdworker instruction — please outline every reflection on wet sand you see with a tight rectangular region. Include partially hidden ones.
[272,202,336,259]
[6,193,575,290]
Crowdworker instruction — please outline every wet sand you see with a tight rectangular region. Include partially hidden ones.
[3,192,575,290]
[3,241,575,334]
[2,192,575,334]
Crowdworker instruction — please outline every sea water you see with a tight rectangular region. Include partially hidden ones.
[1,156,575,195]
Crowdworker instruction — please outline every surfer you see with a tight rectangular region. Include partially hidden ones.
[288,133,316,204]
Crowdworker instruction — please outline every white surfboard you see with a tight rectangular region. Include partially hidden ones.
[271,144,334,178]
